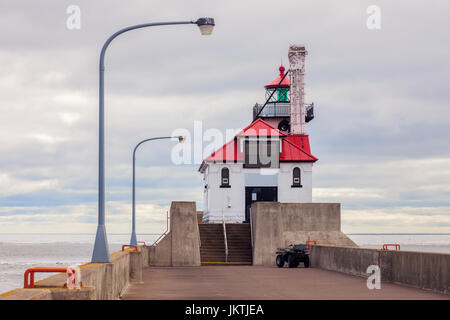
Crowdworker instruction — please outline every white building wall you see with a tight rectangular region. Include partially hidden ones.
[202,161,313,223]
[277,163,313,203]
[202,162,246,223]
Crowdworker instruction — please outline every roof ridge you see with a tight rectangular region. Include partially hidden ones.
[237,118,286,136]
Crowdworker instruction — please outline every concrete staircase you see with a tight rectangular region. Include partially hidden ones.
[226,224,253,264]
[199,223,226,263]
[198,223,252,265]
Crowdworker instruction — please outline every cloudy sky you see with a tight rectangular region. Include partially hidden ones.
[0,0,449,234]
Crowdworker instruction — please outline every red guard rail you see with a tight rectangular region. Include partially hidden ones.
[137,241,146,246]
[381,243,401,251]
[24,267,67,288]
[305,236,317,250]
[152,211,170,246]
[122,244,138,252]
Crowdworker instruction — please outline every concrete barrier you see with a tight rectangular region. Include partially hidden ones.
[251,202,357,266]
[197,211,203,223]
[148,232,172,266]
[0,247,147,300]
[309,245,379,277]
[148,201,201,267]
[310,245,450,295]
[389,250,449,294]
[251,202,284,266]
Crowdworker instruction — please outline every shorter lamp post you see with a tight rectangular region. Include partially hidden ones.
[130,136,184,245]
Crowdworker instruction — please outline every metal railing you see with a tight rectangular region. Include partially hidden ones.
[253,102,314,121]
[381,243,401,251]
[24,267,68,288]
[222,210,228,263]
[253,102,290,118]
[249,208,253,248]
[122,244,138,252]
[305,239,317,250]
[152,211,170,247]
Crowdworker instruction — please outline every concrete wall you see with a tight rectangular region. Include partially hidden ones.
[170,202,201,266]
[252,201,284,266]
[197,211,203,223]
[148,232,172,266]
[389,250,449,294]
[310,245,450,295]
[251,202,357,266]
[0,247,147,300]
[148,201,201,267]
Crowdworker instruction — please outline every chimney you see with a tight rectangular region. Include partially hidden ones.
[288,45,308,134]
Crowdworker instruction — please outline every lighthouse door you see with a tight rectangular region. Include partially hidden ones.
[245,187,278,222]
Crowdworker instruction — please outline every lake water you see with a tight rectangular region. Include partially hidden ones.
[0,233,449,294]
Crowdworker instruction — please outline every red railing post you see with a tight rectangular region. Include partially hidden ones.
[381,243,401,251]
[24,267,68,288]
[305,236,317,250]
[122,244,138,252]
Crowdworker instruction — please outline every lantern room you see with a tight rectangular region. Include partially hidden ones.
[264,65,290,102]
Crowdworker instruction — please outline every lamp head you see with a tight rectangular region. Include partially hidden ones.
[178,136,185,143]
[195,17,215,35]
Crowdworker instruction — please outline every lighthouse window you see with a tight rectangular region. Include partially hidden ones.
[220,167,230,188]
[292,167,302,187]
[277,88,289,102]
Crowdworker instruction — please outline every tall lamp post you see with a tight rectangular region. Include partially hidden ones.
[92,18,215,263]
[130,136,184,246]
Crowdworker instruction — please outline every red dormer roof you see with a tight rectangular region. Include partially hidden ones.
[199,119,317,172]
[264,65,290,88]
[236,118,286,137]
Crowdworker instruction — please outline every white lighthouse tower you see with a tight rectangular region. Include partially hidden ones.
[199,45,317,223]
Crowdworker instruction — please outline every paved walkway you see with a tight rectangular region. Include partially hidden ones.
[122,266,449,300]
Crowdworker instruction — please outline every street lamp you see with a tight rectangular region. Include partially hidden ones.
[130,136,184,246]
[91,18,215,263]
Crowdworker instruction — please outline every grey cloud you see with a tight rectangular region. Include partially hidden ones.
[1,0,450,232]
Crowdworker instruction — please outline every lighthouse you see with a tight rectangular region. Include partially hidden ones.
[199,45,317,223]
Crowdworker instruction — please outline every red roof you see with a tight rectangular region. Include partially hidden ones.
[279,138,317,162]
[264,65,290,88]
[236,118,286,137]
[204,138,243,162]
[284,134,311,154]
[199,119,317,171]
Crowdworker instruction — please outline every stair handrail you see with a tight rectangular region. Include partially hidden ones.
[249,207,253,248]
[222,210,228,263]
[151,211,170,247]
[197,223,201,248]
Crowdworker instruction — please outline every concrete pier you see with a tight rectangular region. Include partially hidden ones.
[1,202,449,300]
[122,265,449,300]
[2,246,449,300]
